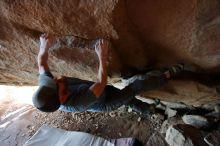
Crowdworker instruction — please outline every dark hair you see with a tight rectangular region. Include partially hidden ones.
[32,86,60,112]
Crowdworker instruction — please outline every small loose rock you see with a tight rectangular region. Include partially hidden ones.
[182,115,209,128]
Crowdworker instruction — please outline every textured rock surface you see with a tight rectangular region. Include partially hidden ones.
[160,117,185,134]
[146,132,168,146]
[0,0,220,106]
[165,124,207,146]
[182,115,209,128]
[127,0,220,70]
[204,131,220,146]
[141,77,220,107]
[166,125,194,146]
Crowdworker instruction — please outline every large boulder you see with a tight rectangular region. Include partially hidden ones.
[126,0,220,70]
[0,0,219,106]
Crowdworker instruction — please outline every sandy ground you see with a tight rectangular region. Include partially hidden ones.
[0,86,164,146]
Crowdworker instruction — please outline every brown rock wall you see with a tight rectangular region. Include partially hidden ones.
[0,0,219,105]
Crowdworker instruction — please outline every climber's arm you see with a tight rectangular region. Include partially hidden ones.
[38,49,49,74]
[89,39,109,98]
[38,34,54,74]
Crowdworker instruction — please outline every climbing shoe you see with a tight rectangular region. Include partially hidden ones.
[164,63,184,78]
[127,99,156,115]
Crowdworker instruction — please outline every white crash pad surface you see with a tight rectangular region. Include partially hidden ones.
[24,125,114,146]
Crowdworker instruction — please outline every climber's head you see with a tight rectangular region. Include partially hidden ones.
[32,74,60,112]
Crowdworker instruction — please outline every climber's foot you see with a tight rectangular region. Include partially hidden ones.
[164,63,184,79]
[128,99,156,116]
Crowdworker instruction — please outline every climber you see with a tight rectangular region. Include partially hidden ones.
[32,34,184,114]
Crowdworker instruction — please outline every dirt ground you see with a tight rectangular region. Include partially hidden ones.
[0,87,165,146]
[38,107,163,135]
[0,105,164,146]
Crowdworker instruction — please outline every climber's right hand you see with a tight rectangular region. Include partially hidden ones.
[40,33,55,52]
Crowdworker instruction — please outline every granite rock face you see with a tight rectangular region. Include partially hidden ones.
[0,0,219,106]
